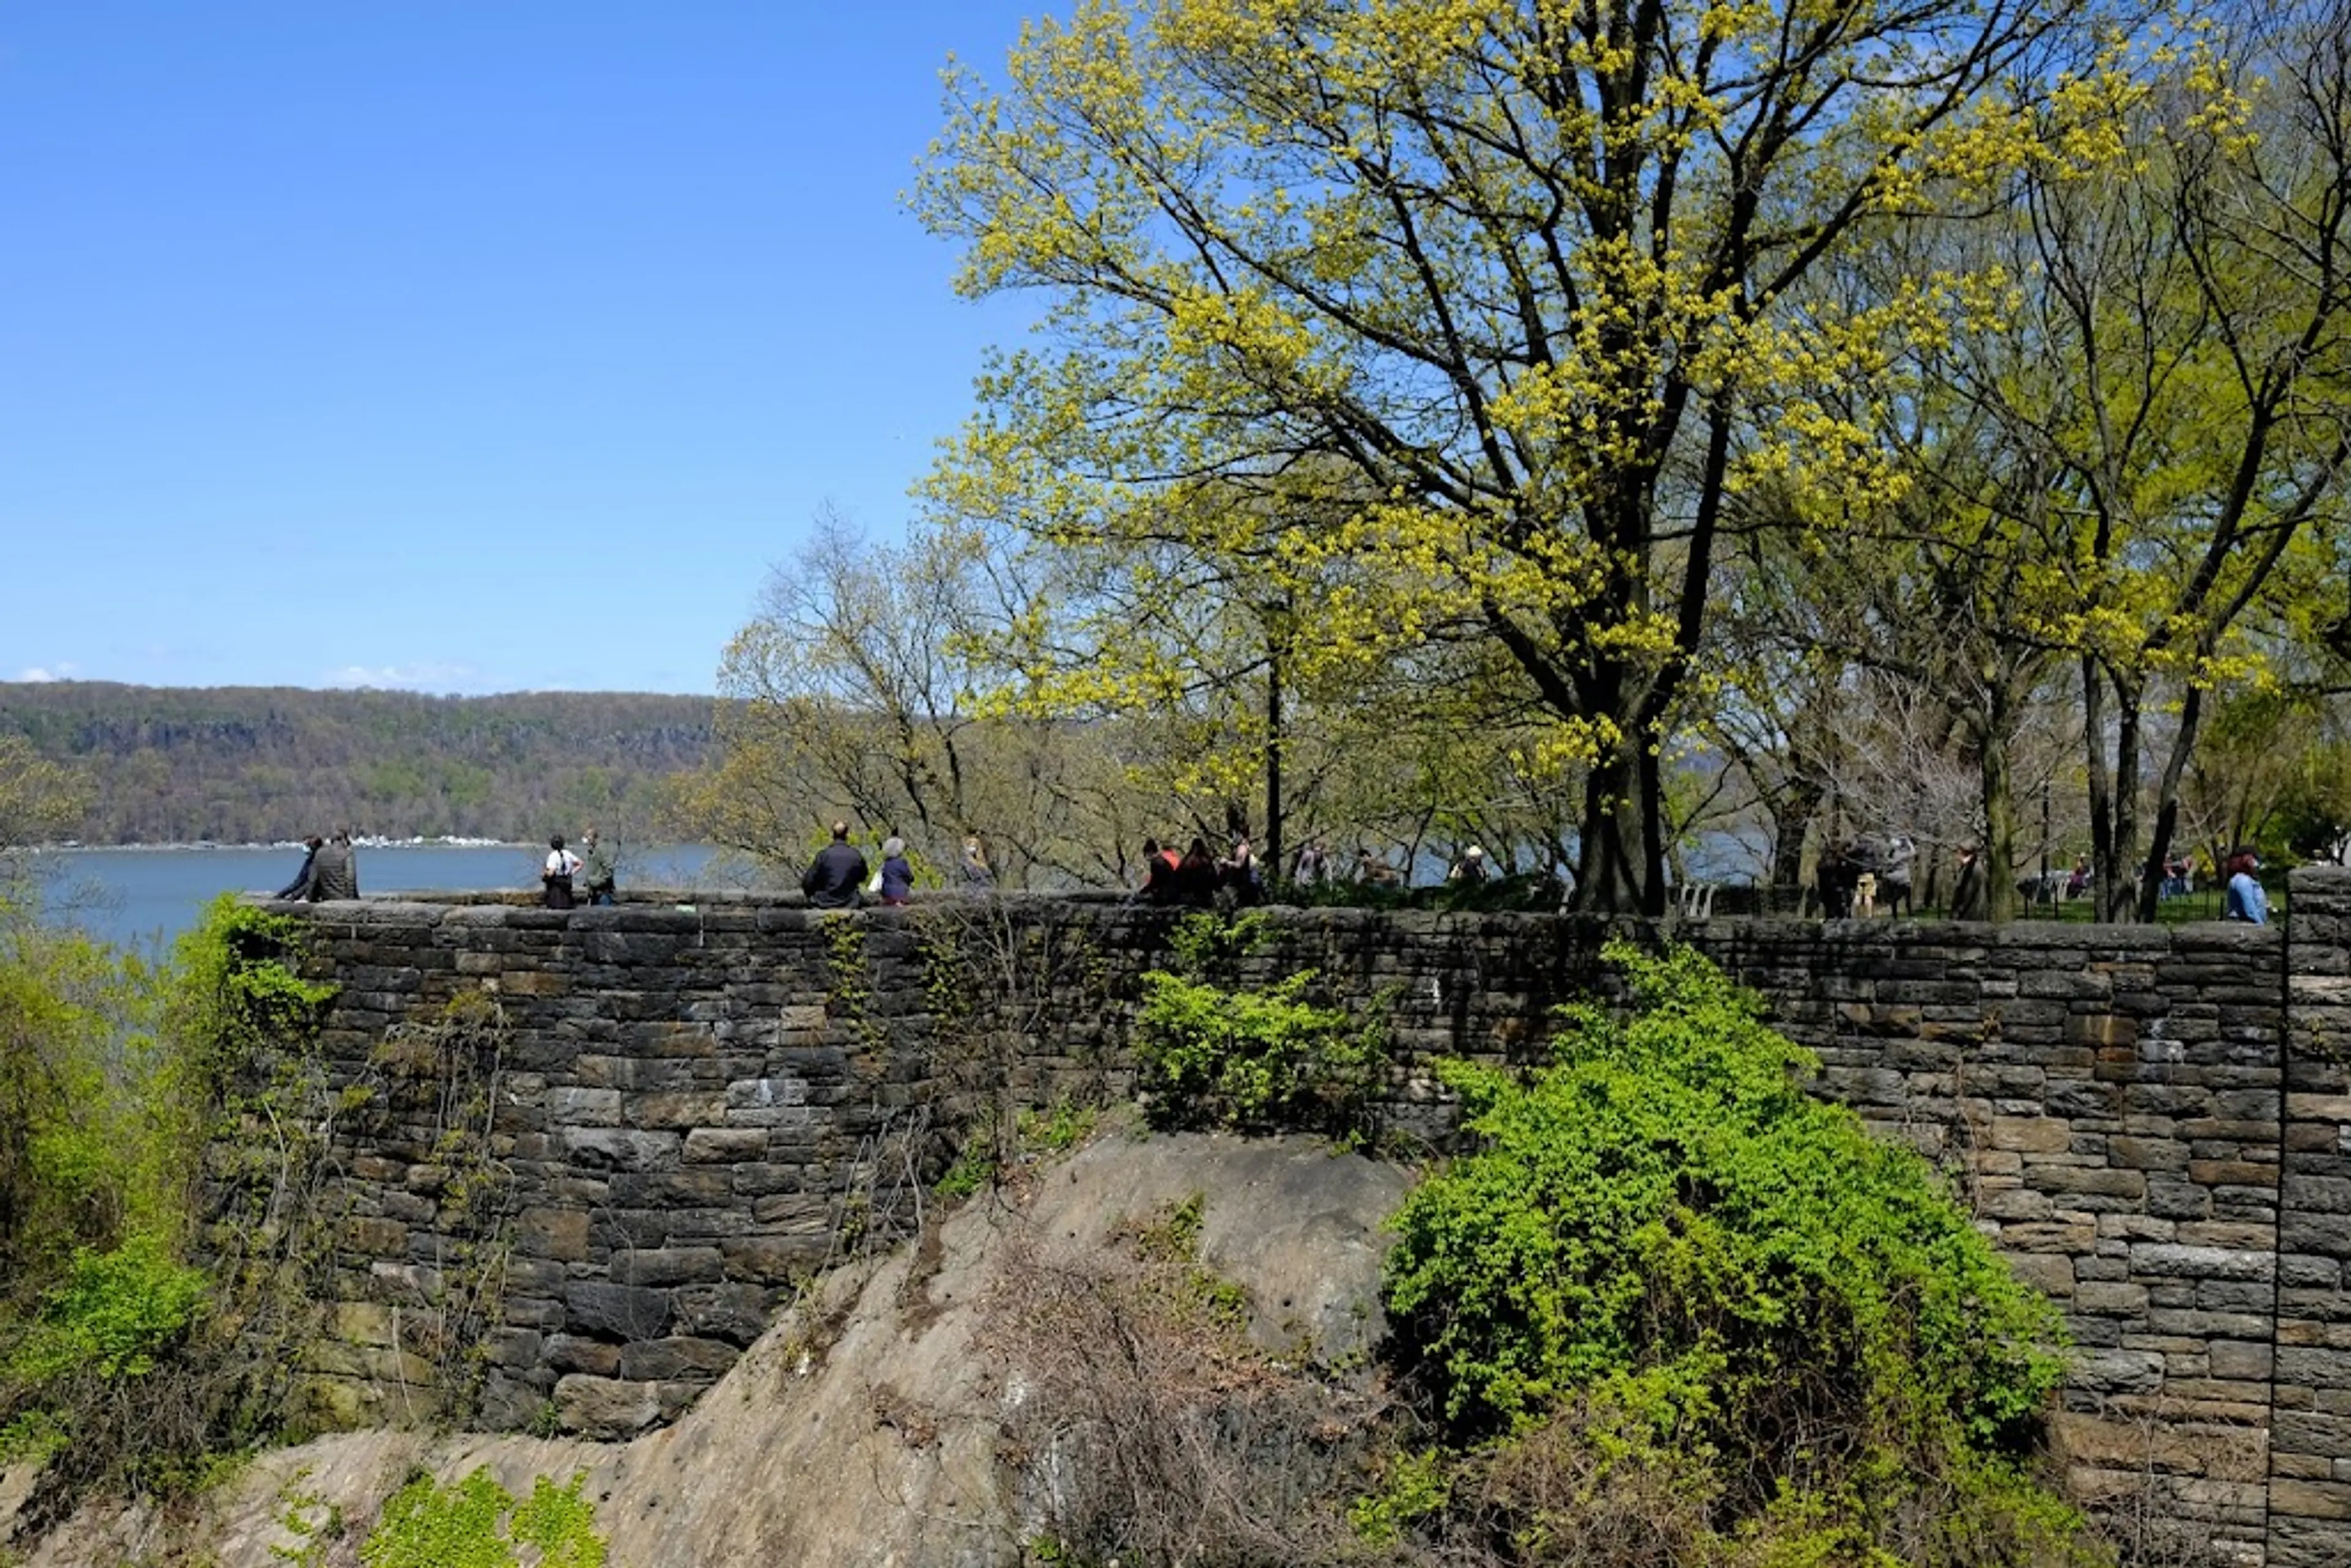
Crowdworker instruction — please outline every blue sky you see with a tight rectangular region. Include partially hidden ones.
[0,2,1046,696]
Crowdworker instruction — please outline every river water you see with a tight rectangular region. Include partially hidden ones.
[22,843,732,949]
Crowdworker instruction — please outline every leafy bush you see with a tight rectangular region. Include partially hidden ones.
[6,1234,208,1382]
[1138,969,1385,1133]
[0,912,163,1290]
[0,893,345,1510]
[1382,942,2075,1557]
[1134,915,1387,1135]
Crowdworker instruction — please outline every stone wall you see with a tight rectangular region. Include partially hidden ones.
[247,872,2351,1566]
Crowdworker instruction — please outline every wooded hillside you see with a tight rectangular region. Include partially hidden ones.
[0,681,713,844]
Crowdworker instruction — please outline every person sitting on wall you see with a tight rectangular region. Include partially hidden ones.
[307,829,359,901]
[1136,838,1181,904]
[542,834,582,910]
[1175,838,1220,907]
[1447,844,1490,885]
[803,821,869,909]
[277,835,323,899]
[877,836,915,907]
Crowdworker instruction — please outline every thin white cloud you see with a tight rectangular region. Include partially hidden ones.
[15,662,75,682]
[322,662,486,693]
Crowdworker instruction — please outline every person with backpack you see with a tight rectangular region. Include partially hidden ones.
[542,833,583,909]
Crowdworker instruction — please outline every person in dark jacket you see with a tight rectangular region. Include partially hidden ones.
[1174,838,1219,908]
[277,835,323,899]
[1950,843,1987,921]
[1817,839,1859,919]
[803,821,868,909]
[877,836,915,906]
[307,830,359,901]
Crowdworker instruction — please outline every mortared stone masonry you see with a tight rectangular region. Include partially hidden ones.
[235,868,2351,1566]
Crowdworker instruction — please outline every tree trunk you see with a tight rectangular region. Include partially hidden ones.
[2138,683,2208,921]
[2105,684,2145,924]
[1980,713,2019,924]
[1768,779,1826,896]
[1264,644,1283,883]
[1572,743,1659,914]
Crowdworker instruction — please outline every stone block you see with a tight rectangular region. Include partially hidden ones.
[673,1283,773,1346]
[517,1207,591,1263]
[1991,1116,2072,1153]
[2191,1160,2279,1189]
[2031,1166,2147,1200]
[546,1087,622,1125]
[719,1235,826,1283]
[2006,1252,2075,1296]
[330,1302,400,1348]
[342,1217,407,1257]
[2200,1345,2276,1382]
[617,1337,741,1381]
[2073,1281,2149,1315]
[559,1127,681,1172]
[2000,1221,2098,1253]
[683,1128,768,1163]
[2130,1244,2274,1281]
[2074,1347,2167,1394]
[609,1247,726,1288]
[2270,1478,2351,1521]
[626,1092,730,1130]
[2108,1136,2191,1172]
[563,1282,672,1341]
[546,1334,622,1377]
[553,1374,663,1440]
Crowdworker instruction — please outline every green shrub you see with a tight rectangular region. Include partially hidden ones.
[1135,967,1385,1133]
[1134,914,1385,1136]
[0,914,163,1288]
[0,893,342,1504]
[1382,941,2074,1555]
[6,1233,208,1382]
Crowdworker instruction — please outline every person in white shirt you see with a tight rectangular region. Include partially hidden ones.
[542,834,583,909]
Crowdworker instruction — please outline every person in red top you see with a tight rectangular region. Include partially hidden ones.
[1138,837,1182,904]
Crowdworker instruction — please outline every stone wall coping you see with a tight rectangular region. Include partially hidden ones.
[253,890,2292,951]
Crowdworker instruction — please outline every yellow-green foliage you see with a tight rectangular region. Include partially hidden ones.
[912,0,2151,910]
[359,1469,606,1568]
[0,910,166,1285]
[1134,913,1386,1136]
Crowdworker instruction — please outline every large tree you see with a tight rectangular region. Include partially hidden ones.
[1916,6,2351,920]
[918,0,2102,910]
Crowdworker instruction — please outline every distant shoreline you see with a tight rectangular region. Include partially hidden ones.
[27,838,528,853]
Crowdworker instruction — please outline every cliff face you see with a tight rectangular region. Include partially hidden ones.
[9,1131,1409,1567]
